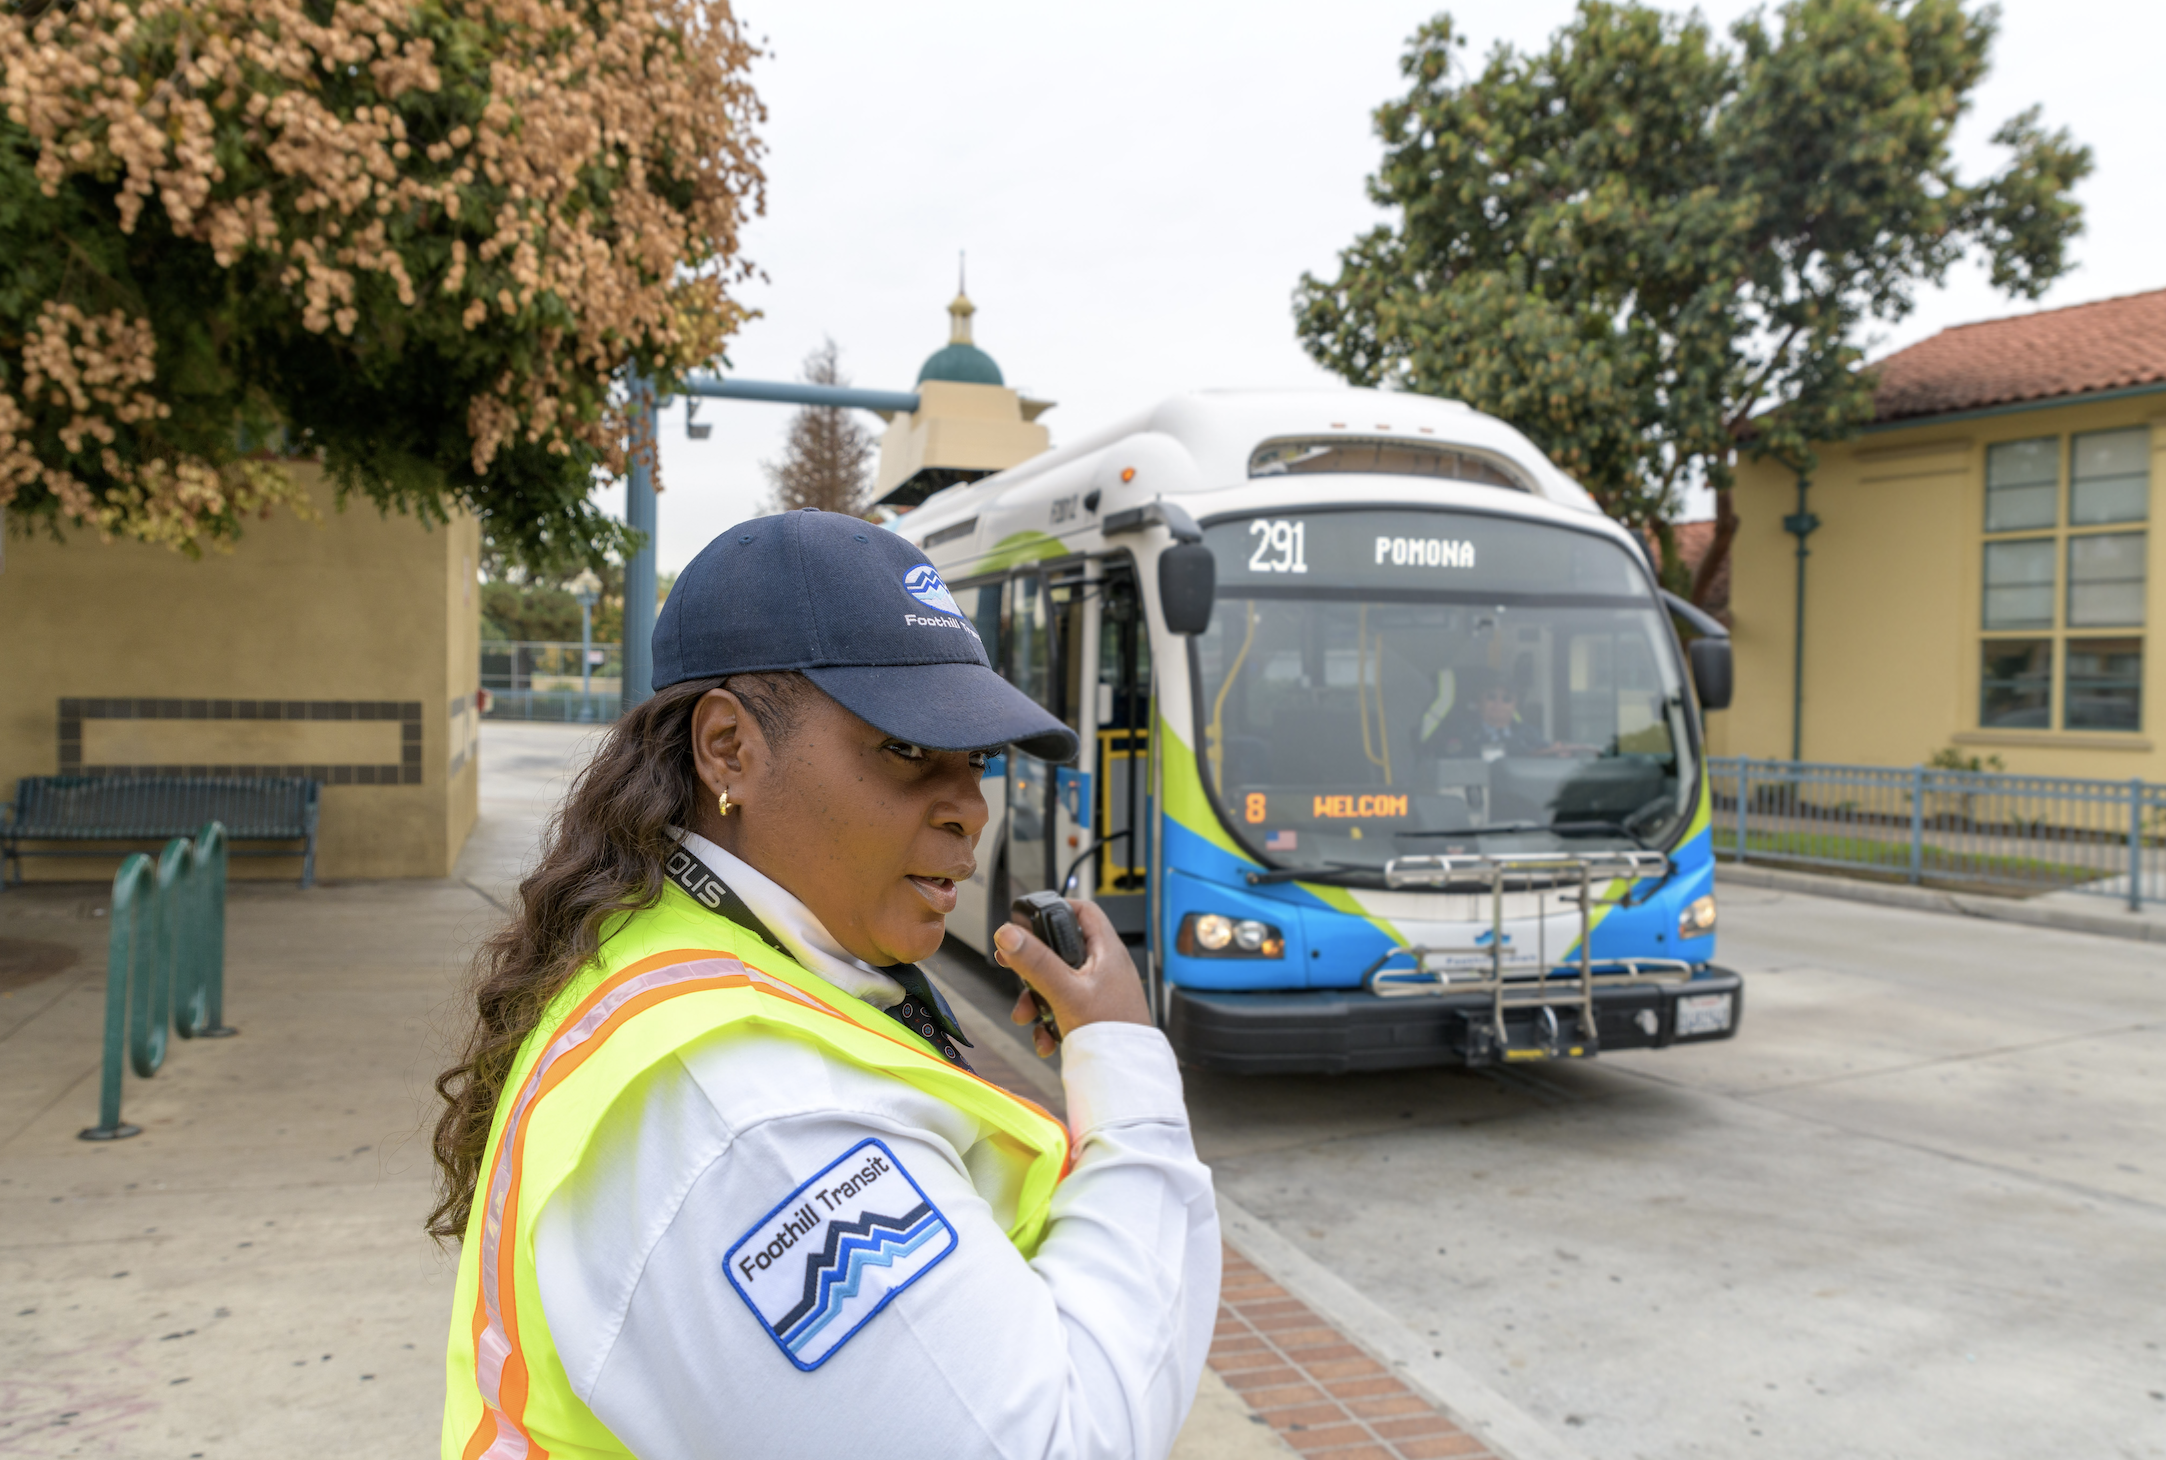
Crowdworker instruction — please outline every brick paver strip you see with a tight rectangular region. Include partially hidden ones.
[1211,1246,1496,1460]
[949,1021,1500,1458]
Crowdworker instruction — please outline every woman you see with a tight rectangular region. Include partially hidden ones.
[430,510,1219,1460]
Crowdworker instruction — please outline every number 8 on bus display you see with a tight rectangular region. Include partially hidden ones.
[1244,792,1266,823]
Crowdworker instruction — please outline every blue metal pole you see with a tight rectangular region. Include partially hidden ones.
[580,600,593,698]
[1909,765,1925,885]
[2129,778,2143,913]
[1737,759,1750,864]
[680,376,920,414]
[623,376,657,715]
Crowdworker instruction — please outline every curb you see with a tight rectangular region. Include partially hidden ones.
[1217,1195,1590,1460]
[1714,862,2166,944]
[932,957,1571,1460]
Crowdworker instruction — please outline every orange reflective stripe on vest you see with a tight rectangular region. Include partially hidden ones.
[463,950,830,1459]
[450,925,1070,1460]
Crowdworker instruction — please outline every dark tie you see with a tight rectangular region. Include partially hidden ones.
[879,963,975,1070]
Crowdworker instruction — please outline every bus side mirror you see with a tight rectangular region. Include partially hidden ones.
[1158,544,1216,636]
[1689,638,1733,711]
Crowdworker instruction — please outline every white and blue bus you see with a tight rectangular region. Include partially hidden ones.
[896,390,1741,1073]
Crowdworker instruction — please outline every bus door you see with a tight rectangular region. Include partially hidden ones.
[1084,563,1151,942]
[952,580,1008,955]
[992,562,1150,945]
[1004,570,1055,906]
[1002,567,1091,902]
[1004,564,1101,899]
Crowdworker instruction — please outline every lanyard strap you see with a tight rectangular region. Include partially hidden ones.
[661,845,974,1067]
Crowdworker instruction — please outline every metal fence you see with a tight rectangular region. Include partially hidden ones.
[1709,757,2166,908]
[80,823,234,1141]
[482,640,623,693]
[484,689,622,724]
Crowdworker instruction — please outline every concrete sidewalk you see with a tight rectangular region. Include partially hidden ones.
[1717,858,2166,943]
[0,876,482,1455]
[0,723,1301,1458]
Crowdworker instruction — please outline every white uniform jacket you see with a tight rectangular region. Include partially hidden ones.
[531,834,1222,1459]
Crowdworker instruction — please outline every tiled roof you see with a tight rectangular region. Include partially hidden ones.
[1646,520,1731,616]
[1871,287,2166,423]
[1674,520,1729,612]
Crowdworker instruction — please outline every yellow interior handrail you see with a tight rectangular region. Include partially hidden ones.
[1358,606,1392,784]
[1207,601,1258,796]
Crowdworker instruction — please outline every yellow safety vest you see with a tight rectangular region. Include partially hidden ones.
[441,884,1071,1460]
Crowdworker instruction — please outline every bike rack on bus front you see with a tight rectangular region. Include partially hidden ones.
[1362,850,1692,1062]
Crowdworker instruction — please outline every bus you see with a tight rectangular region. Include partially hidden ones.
[895,389,1742,1074]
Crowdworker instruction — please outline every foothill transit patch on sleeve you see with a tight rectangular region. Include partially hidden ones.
[723,1137,956,1370]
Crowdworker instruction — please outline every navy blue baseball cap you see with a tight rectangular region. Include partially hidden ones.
[653,510,1079,761]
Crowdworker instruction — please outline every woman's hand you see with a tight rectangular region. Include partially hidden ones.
[993,898,1152,1058]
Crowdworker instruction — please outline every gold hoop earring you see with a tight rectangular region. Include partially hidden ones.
[718,788,734,816]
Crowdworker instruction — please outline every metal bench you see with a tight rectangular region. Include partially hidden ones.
[3,776,320,888]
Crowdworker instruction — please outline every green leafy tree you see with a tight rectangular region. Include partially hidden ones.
[1296,0,2090,603]
[482,560,668,643]
[479,580,581,643]
[1,0,765,571]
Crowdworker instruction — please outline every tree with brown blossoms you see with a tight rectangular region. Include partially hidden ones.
[0,0,764,568]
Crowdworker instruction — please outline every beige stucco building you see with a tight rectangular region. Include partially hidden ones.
[1722,289,2166,777]
[1,466,481,881]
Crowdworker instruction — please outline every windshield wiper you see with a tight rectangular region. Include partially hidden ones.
[1244,860,1386,886]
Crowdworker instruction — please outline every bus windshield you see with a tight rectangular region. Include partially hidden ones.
[1194,507,1695,871]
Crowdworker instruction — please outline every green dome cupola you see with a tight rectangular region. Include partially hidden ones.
[916,285,1005,386]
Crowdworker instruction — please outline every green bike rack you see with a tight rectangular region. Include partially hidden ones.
[80,821,235,1141]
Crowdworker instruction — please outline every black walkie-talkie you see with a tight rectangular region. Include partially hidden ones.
[1011,891,1085,1040]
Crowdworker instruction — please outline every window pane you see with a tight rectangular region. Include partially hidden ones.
[1248,436,1531,491]
[1986,482,2057,532]
[1982,538,2055,629]
[970,584,1002,668]
[2065,637,2142,731]
[1986,437,2059,531]
[1008,575,1053,706]
[2067,531,2146,628]
[2071,427,2150,525]
[1980,640,2051,728]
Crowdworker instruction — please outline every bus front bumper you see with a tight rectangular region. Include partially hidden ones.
[1164,967,1743,1076]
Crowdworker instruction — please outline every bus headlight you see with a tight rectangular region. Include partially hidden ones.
[1178,913,1285,958]
[1678,895,1717,939]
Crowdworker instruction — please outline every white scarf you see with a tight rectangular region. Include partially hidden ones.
[670,829,905,1009]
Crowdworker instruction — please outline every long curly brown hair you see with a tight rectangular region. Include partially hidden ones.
[426,672,810,1242]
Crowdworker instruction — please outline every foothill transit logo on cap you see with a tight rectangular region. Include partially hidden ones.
[902,564,961,614]
[900,563,974,634]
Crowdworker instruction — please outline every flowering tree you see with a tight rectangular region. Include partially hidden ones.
[0,0,764,567]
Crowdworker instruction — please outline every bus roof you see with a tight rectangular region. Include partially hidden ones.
[896,388,1622,574]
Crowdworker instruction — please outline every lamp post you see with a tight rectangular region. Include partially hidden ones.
[570,569,601,701]
[623,376,657,715]
[1782,472,1821,763]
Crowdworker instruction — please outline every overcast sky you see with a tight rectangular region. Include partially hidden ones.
[603,0,2166,573]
